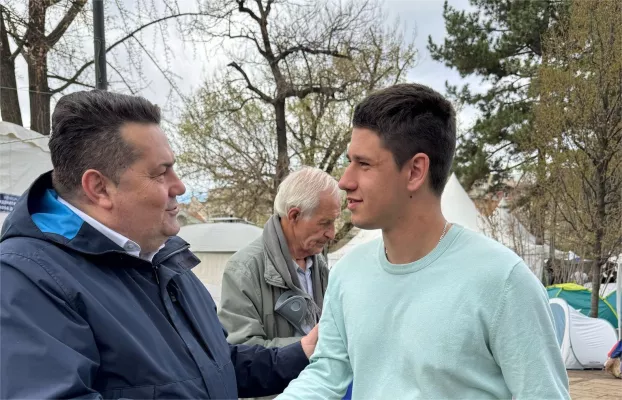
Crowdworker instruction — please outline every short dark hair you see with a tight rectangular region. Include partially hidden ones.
[352,83,456,196]
[49,90,161,197]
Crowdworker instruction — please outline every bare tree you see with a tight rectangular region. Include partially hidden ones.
[0,0,210,134]
[0,8,22,125]
[533,0,622,317]
[195,0,386,187]
[177,17,416,236]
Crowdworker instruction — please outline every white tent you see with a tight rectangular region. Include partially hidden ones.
[479,199,567,280]
[328,173,484,266]
[0,122,52,225]
[549,297,618,369]
[178,222,263,307]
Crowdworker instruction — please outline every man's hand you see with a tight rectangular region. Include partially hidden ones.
[300,324,318,359]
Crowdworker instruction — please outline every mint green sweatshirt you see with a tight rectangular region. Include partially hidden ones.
[277,225,569,399]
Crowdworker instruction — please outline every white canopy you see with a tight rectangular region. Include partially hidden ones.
[478,199,568,280]
[178,222,263,253]
[0,122,52,225]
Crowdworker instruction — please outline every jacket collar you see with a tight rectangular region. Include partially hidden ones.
[263,251,289,289]
[1,171,192,268]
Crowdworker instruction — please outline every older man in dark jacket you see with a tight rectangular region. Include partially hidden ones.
[0,90,315,399]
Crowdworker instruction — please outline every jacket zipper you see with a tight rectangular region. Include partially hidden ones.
[152,265,160,284]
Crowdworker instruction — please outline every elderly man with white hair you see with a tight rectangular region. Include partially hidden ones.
[218,167,340,353]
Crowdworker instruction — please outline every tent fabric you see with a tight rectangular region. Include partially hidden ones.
[547,283,618,328]
[584,282,617,298]
[0,122,52,226]
[178,222,262,252]
[549,298,618,369]
[607,290,618,317]
[0,121,52,194]
[479,199,567,280]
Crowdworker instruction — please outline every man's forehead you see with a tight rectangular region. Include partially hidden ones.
[120,123,173,160]
[315,192,341,215]
[347,130,385,156]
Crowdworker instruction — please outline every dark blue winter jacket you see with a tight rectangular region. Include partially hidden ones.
[0,172,308,399]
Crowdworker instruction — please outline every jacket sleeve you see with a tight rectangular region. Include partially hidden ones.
[1,252,102,399]
[490,261,570,399]
[230,341,309,398]
[218,260,300,348]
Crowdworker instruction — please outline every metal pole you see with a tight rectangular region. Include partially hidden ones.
[93,0,107,90]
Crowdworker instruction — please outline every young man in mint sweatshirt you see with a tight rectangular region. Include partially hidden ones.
[277,83,569,399]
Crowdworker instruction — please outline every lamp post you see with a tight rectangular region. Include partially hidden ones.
[93,0,107,90]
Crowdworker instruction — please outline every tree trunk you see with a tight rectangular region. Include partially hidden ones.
[589,161,607,318]
[547,201,557,284]
[274,99,289,189]
[334,221,353,244]
[0,11,22,125]
[27,45,51,135]
[25,0,51,135]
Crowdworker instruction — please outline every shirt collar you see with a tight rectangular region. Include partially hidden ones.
[294,257,313,273]
[58,197,162,262]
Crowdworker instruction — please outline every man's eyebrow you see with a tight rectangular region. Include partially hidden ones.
[351,154,372,163]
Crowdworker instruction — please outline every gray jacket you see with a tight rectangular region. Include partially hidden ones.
[218,235,329,348]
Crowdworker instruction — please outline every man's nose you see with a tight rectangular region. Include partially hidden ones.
[338,166,356,191]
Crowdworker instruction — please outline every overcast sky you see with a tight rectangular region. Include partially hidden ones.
[10,0,483,131]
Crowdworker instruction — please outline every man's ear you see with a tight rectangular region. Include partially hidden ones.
[81,169,114,210]
[287,207,302,223]
[405,153,430,194]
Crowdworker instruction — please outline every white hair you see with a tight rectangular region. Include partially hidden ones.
[274,166,340,218]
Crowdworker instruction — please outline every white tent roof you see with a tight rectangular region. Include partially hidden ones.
[178,222,263,253]
[0,122,52,195]
[1,122,52,225]
[328,173,484,265]
[441,173,483,232]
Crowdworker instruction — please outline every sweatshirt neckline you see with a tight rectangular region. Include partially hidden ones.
[378,224,463,275]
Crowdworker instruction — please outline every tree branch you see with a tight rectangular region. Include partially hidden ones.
[236,0,261,23]
[275,45,351,65]
[47,73,94,90]
[106,61,137,95]
[285,83,347,99]
[46,0,88,47]
[55,12,207,92]
[227,61,274,103]
[1,6,27,60]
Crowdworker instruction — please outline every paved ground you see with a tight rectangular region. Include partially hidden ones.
[569,370,621,399]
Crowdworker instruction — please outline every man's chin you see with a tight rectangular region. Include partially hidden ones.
[164,223,181,237]
[351,215,381,231]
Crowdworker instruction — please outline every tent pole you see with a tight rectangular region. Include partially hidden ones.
[617,261,621,340]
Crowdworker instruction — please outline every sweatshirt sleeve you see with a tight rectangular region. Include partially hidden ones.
[490,261,570,399]
[276,276,352,399]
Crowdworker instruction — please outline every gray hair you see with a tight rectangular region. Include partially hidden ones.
[274,167,340,218]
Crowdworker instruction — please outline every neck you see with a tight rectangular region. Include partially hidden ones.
[382,199,447,265]
[70,199,157,252]
[279,217,308,266]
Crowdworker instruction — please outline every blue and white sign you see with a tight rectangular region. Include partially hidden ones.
[0,193,21,213]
